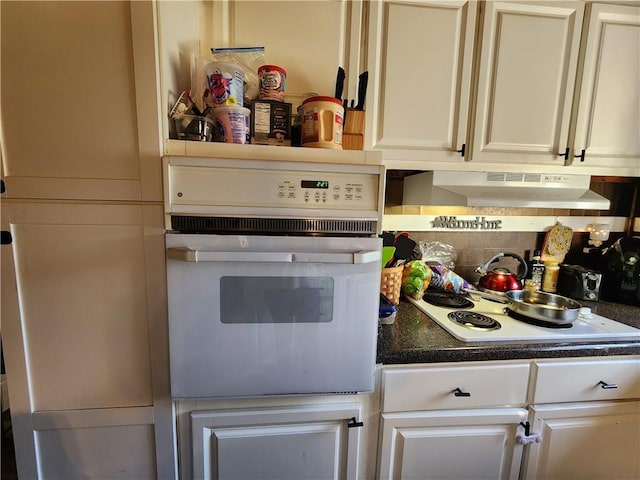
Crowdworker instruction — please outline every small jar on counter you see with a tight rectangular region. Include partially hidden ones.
[541,261,560,293]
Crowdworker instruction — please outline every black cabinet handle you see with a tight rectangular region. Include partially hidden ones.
[558,147,569,161]
[347,417,364,428]
[1,231,12,245]
[456,144,465,157]
[0,179,5,194]
[597,380,618,389]
[452,387,471,397]
[574,149,586,162]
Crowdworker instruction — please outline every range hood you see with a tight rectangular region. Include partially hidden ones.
[402,171,610,210]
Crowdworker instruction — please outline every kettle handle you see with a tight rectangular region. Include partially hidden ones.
[476,252,528,279]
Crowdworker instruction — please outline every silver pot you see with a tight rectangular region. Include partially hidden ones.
[465,289,582,325]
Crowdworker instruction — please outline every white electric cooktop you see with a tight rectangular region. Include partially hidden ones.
[407,291,640,343]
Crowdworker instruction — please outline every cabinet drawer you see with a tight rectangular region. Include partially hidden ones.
[532,357,640,404]
[382,362,530,412]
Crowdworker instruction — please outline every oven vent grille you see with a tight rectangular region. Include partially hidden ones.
[171,215,377,236]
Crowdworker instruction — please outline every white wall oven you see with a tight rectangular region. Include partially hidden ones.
[163,156,384,399]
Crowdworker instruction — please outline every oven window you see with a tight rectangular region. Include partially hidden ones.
[220,277,334,323]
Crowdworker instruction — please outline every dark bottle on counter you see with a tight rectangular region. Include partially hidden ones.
[529,249,546,291]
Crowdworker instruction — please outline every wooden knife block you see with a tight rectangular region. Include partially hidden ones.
[343,108,365,150]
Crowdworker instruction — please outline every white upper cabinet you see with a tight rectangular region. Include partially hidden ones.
[0,1,163,201]
[471,1,584,166]
[366,0,478,165]
[570,3,640,174]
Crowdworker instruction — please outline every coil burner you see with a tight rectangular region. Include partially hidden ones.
[448,311,501,331]
[422,291,474,309]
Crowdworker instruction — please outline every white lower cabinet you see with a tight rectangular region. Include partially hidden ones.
[178,392,380,480]
[521,400,640,480]
[378,408,527,479]
[378,361,531,480]
[521,356,640,480]
[191,404,362,480]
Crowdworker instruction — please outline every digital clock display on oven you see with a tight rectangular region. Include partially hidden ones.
[301,180,329,189]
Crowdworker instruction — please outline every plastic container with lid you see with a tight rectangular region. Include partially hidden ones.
[212,106,250,144]
[301,96,344,149]
[258,65,287,102]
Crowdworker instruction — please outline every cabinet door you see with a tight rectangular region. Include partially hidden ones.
[378,408,527,480]
[366,0,477,165]
[0,1,162,201]
[471,1,584,165]
[522,401,640,479]
[212,0,364,107]
[2,202,156,411]
[571,3,640,173]
[191,404,362,480]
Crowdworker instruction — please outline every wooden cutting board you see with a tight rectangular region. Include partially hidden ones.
[541,222,573,263]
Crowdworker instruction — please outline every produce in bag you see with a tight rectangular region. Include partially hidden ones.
[401,261,433,299]
[428,264,473,293]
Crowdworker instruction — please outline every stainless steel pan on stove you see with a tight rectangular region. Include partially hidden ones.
[464,289,582,325]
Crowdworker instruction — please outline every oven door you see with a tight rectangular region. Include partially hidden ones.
[166,234,381,399]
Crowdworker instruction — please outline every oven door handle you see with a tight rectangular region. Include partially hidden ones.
[167,248,380,264]
[292,250,381,264]
[167,248,293,263]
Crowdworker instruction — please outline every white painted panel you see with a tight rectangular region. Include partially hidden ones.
[35,423,156,479]
[531,357,640,403]
[366,0,476,162]
[216,423,341,479]
[472,1,584,164]
[382,362,530,412]
[378,408,527,480]
[0,2,139,181]
[523,401,640,479]
[6,202,154,410]
[572,3,640,171]
[192,404,361,480]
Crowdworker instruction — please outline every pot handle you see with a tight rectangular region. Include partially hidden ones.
[475,252,528,279]
[461,288,509,304]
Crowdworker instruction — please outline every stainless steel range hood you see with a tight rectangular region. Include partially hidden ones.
[402,171,611,209]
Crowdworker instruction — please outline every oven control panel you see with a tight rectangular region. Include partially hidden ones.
[166,160,383,214]
[278,179,365,204]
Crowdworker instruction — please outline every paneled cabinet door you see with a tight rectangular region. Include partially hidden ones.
[378,408,527,480]
[471,1,584,165]
[522,401,640,479]
[366,0,477,165]
[571,3,640,173]
[191,404,363,480]
[0,1,162,201]
[1,202,159,412]
[210,0,364,107]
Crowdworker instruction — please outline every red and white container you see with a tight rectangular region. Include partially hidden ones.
[258,65,287,102]
[204,62,244,108]
[301,96,343,149]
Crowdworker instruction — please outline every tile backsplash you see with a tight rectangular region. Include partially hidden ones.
[407,231,538,285]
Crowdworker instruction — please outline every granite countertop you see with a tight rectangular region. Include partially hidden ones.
[377,298,640,365]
